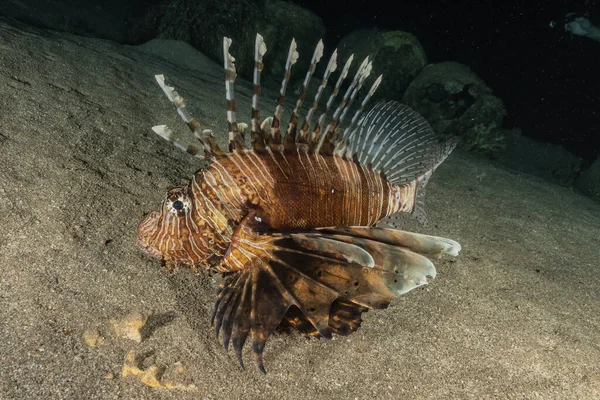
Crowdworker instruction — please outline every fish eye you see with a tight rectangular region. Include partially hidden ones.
[172,200,184,211]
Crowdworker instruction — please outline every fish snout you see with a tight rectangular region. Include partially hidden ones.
[137,211,162,258]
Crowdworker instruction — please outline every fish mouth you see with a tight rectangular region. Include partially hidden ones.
[137,211,162,259]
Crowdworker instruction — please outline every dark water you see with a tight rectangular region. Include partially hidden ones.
[297,0,600,165]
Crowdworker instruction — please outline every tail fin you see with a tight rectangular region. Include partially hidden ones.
[411,137,459,225]
[212,224,460,373]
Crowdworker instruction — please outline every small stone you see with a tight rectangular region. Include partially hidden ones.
[83,329,105,347]
[174,362,184,375]
[121,350,197,392]
[110,312,148,343]
[139,365,163,388]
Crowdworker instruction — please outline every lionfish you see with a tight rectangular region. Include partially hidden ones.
[137,34,461,373]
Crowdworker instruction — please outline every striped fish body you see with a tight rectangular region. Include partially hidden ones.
[206,149,415,232]
[137,34,461,372]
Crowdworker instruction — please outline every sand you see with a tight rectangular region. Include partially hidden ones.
[1,17,599,399]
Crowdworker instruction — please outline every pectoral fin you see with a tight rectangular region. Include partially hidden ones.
[212,224,460,373]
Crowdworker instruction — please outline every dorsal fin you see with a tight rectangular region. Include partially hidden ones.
[309,54,354,147]
[250,34,268,153]
[313,56,371,155]
[298,49,338,144]
[270,39,298,147]
[335,61,373,128]
[348,101,442,183]
[283,39,324,147]
[319,70,379,156]
[152,74,226,159]
[332,73,383,156]
[223,37,246,152]
[341,74,383,139]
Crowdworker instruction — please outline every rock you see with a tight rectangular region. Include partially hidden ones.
[256,0,326,83]
[110,312,148,343]
[403,61,506,155]
[121,350,198,392]
[0,0,133,42]
[337,28,427,102]
[128,0,268,70]
[496,130,583,185]
[576,158,600,202]
[128,0,325,83]
[136,40,217,73]
[82,329,105,347]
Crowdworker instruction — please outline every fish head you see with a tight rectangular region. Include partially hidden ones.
[137,185,210,267]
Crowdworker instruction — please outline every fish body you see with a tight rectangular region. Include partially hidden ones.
[137,34,461,372]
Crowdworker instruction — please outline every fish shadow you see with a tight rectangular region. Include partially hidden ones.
[140,311,178,341]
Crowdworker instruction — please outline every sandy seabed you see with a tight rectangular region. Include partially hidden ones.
[0,18,599,400]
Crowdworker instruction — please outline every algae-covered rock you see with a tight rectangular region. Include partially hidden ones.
[129,0,325,82]
[576,158,600,202]
[256,1,326,82]
[403,61,506,155]
[337,28,427,102]
[128,0,267,68]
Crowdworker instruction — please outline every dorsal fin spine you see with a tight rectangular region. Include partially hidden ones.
[223,37,245,152]
[271,39,298,147]
[337,74,384,155]
[337,61,373,127]
[153,74,224,159]
[251,33,268,152]
[353,74,383,126]
[284,39,324,146]
[314,56,370,154]
[299,49,338,144]
[334,56,370,120]
[310,54,354,151]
